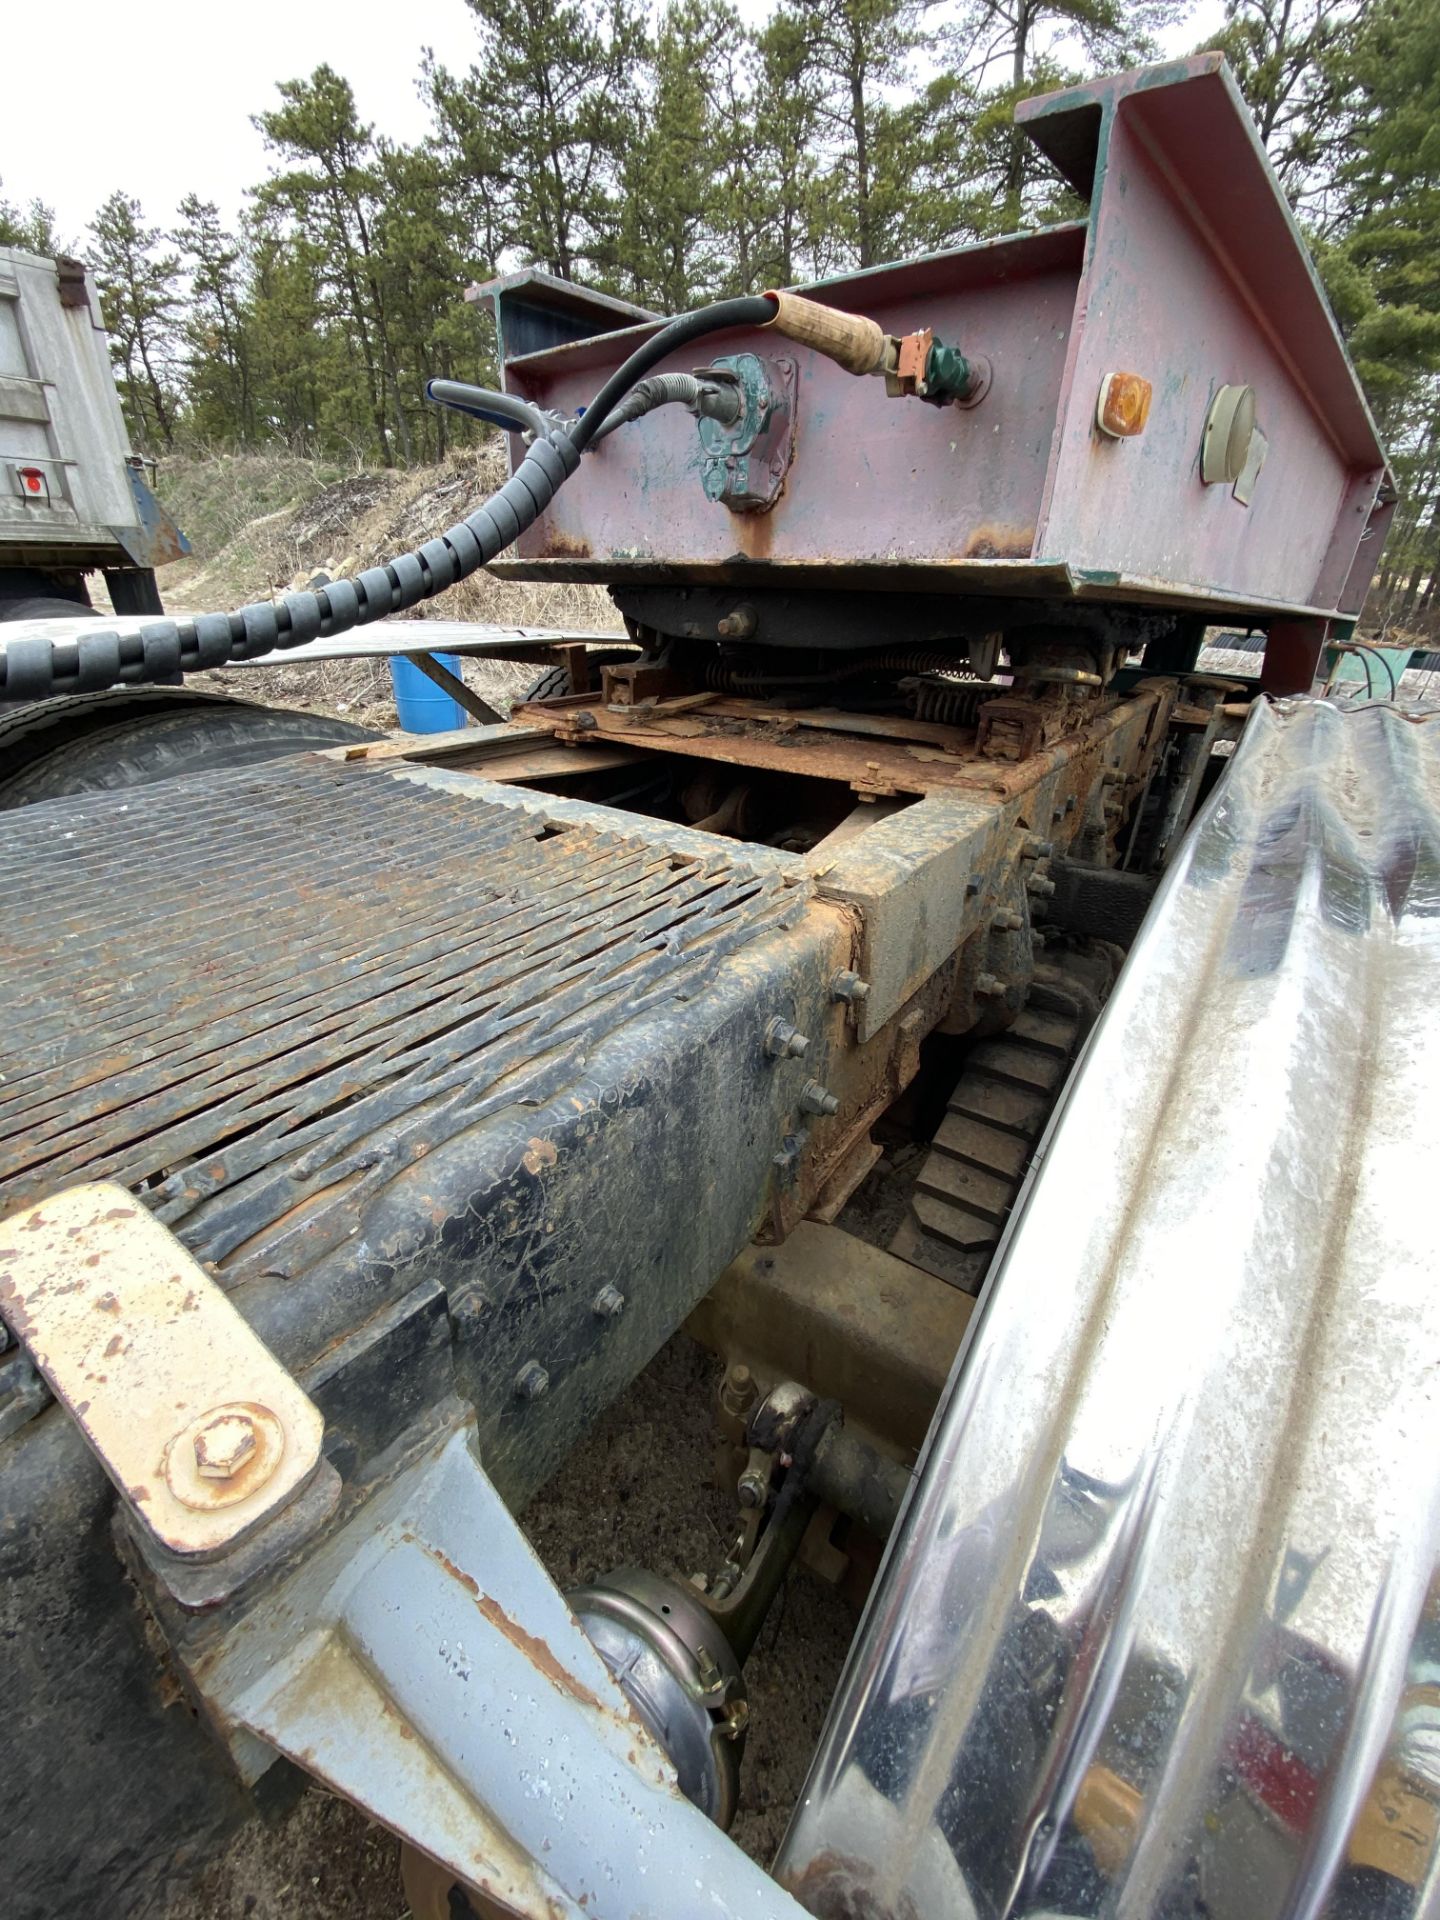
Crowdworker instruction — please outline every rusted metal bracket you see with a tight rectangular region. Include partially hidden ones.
[0,1182,332,1565]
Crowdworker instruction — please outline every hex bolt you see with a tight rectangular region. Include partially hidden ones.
[1022,836,1054,859]
[974,972,1006,998]
[737,1466,769,1509]
[514,1360,550,1401]
[800,1080,840,1116]
[695,1644,724,1693]
[830,969,871,1004]
[1028,874,1057,898]
[717,605,757,639]
[194,1410,258,1481]
[1101,767,1124,785]
[764,1016,810,1059]
[449,1288,487,1339]
[991,909,1023,932]
[720,1363,759,1421]
[591,1284,626,1319]
[772,1129,809,1178]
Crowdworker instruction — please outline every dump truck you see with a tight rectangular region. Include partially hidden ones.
[0,245,385,803]
[0,246,189,618]
[2,54,1432,1920]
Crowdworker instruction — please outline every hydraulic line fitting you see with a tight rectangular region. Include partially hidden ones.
[759,290,989,409]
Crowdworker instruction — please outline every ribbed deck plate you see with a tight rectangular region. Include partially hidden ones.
[0,757,795,1282]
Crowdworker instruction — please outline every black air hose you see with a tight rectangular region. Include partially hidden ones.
[425,378,558,439]
[0,294,781,704]
[570,295,777,449]
[590,374,709,444]
[0,431,580,703]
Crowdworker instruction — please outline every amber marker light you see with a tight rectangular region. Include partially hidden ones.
[1096,371,1153,438]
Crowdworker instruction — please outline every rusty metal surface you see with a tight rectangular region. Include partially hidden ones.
[0,756,800,1267]
[494,60,1386,625]
[500,225,1080,583]
[779,699,1440,1919]
[512,684,1165,805]
[0,749,856,1916]
[0,1181,325,1557]
[115,459,192,568]
[1027,58,1387,620]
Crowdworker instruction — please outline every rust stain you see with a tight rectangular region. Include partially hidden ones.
[962,522,1034,560]
[432,1547,480,1597]
[474,1592,611,1716]
[541,526,593,562]
[728,509,775,562]
[522,1138,559,1176]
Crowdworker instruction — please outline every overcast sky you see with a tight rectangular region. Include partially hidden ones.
[5,0,1225,250]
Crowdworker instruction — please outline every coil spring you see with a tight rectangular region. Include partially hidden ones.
[911,675,989,727]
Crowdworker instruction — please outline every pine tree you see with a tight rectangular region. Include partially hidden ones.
[944,0,1181,228]
[371,140,492,460]
[0,183,58,255]
[427,0,648,284]
[1209,0,1366,215]
[241,211,333,456]
[612,0,733,309]
[746,8,828,286]
[791,0,941,270]
[1321,0,1440,631]
[254,67,409,463]
[88,192,182,450]
[173,196,253,444]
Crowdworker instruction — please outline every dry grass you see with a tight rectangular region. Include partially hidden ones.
[154,447,620,728]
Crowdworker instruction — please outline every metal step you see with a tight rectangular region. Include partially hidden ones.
[892,999,1083,1293]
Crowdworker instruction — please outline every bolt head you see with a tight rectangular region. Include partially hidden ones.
[720,1362,758,1419]
[737,1468,768,1508]
[764,1016,809,1059]
[800,1079,840,1117]
[830,969,871,1003]
[592,1284,626,1318]
[194,1412,258,1480]
[515,1360,550,1401]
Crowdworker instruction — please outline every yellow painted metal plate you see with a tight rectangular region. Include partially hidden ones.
[0,1181,323,1558]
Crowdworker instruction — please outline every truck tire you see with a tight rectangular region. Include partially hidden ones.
[0,694,379,809]
[523,649,635,701]
[0,593,97,621]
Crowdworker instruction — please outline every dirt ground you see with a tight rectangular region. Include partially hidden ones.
[154,1334,859,1920]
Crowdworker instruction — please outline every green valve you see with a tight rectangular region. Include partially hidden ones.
[924,340,973,404]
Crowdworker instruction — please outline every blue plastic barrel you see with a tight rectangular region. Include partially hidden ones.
[389,652,467,733]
